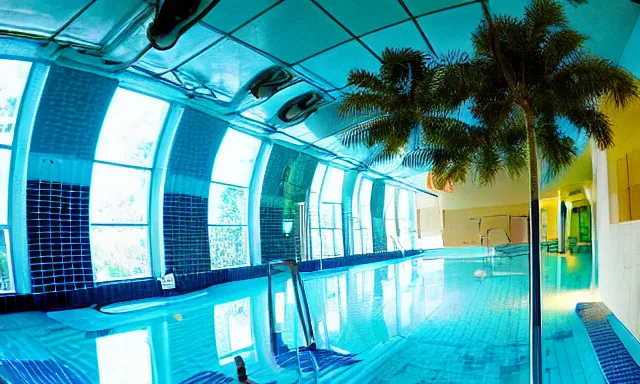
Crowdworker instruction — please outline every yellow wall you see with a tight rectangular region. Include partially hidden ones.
[603,101,640,223]
[443,203,529,246]
[540,197,559,240]
[438,175,529,211]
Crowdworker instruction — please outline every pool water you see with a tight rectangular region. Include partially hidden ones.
[0,249,606,383]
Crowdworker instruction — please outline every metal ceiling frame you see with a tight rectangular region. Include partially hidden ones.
[309,0,383,63]
[397,0,437,56]
[0,0,481,195]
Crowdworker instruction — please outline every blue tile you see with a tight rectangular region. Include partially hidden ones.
[575,302,640,383]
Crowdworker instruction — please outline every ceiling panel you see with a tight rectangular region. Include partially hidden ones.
[298,40,380,88]
[203,0,280,33]
[557,0,639,62]
[404,0,470,17]
[361,20,430,55]
[418,2,482,56]
[178,38,275,100]
[0,0,89,35]
[137,24,224,74]
[58,0,144,45]
[490,0,639,62]
[102,14,153,64]
[316,0,407,36]
[233,0,351,63]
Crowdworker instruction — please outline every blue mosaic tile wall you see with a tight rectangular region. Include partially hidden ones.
[0,249,418,313]
[25,65,117,294]
[166,108,227,183]
[260,145,318,262]
[26,181,92,293]
[163,194,210,274]
[29,65,117,159]
[163,108,228,274]
[371,181,387,252]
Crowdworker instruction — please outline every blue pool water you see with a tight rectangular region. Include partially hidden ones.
[0,249,614,383]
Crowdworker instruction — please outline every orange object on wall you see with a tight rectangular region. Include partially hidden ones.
[426,172,454,193]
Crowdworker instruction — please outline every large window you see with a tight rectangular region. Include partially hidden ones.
[309,165,345,258]
[385,185,398,251]
[397,189,414,249]
[309,164,327,259]
[0,59,31,292]
[90,88,169,282]
[352,176,373,255]
[209,129,261,269]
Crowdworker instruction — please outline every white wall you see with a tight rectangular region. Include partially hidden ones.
[593,146,640,341]
[415,192,444,249]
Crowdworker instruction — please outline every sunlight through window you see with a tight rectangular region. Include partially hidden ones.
[209,129,261,269]
[90,88,168,282]
[0,59,31,293]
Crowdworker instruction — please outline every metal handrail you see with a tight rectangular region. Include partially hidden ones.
[267,259,316,351]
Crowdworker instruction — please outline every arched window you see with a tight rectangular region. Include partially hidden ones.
[309,164,345,258]
[385,185,398,251]
[352,176,373,255]
[90,88,169,282]
[397,189,414,249]
[0,59,31,292]
[209,129,261,269]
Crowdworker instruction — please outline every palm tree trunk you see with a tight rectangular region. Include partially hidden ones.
[523,101,543,383]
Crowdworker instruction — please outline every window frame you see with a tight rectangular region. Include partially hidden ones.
[385,185,399,251]
[309,164,345,259]
[208,128,262,270]
[352,176,374,255]
[0,59,33,294]
[89,87,171,283]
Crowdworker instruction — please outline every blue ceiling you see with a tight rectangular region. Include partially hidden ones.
[0,0,639,182]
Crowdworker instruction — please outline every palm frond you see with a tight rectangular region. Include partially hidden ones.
[535,118,577,175]
[367,145,404,166]
[347,69,387,92]
[473,145,502,185]
[380,47,429,87]
[542,29,587,73]
[340,116,390,148]
[401,147,435,170]
[553,55,640,108]
[338,92,386,117]
[563,107,614,150]
[525,0,568,38]
[494,109,528,178]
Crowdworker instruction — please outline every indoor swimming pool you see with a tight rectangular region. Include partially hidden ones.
[0,249,614,383]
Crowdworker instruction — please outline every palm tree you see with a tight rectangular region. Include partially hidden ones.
[338,47,464,166]
[340,0,638,381]
[433,0,638,380]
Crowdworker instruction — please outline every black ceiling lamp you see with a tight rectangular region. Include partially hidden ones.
[249,67,298,100]
[230,66,300,111]
[273,91,330,127]
[147,0,221,50]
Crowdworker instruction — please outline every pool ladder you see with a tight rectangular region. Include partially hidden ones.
[267,259,319,380]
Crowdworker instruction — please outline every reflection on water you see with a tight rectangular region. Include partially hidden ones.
[0,251,606,384]
[214,298,254,366]
[97,329,152,383]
